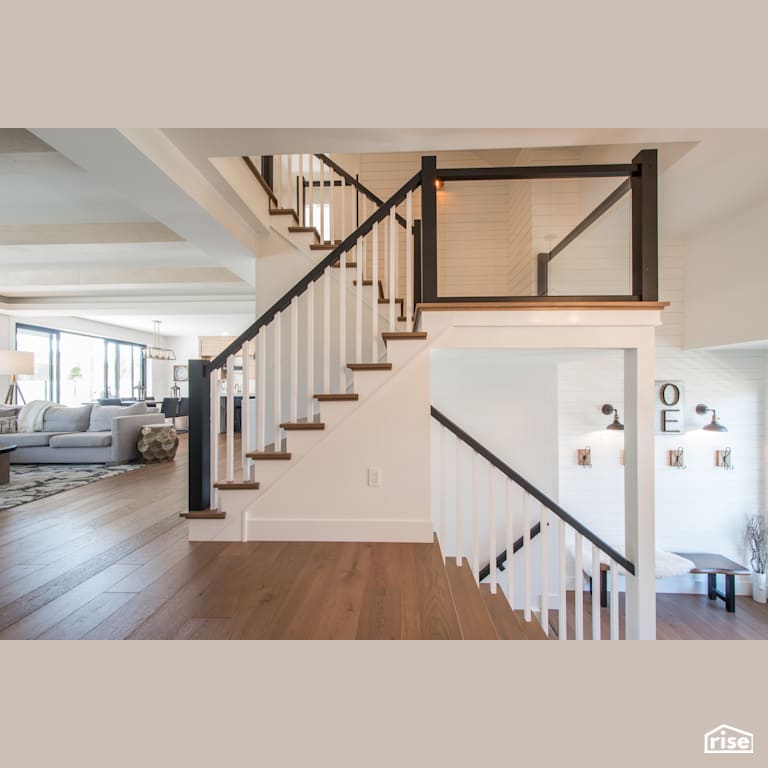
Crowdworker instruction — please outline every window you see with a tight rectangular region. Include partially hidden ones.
[15,324,146,406]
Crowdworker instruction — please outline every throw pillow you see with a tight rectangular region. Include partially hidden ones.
[42,404,94,433]
[88,402,148,432]
[0,415,18,434]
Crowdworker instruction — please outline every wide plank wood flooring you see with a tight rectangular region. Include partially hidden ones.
[1,437,767,639]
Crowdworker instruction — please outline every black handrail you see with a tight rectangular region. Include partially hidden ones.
[438,163,638,182]
[478,522,542,582]
[315,154,408,230]
[430,406,636,575]
[207,171,422,372]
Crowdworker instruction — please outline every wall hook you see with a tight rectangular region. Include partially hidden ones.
[716,447,734,470]
[668,447,686,469]
[578,446,592,468]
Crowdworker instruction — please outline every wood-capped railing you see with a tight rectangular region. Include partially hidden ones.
[431,406,635,640]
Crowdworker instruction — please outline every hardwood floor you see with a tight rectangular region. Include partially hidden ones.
[1,438,767,639]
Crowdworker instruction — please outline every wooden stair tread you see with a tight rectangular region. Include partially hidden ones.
[213,482,261,490]
[179,509,226,520]
[246,450,292,460]
[347,363,392,371]
[332,261,357,268]
[479,584,528,639]
[314,393,359,401]
[279,421,325,430]
[444,558,499,639]
[310,243,336,250]
[382,332,427,343]
[513,610,549,640]
[288,226,320,239]
[270,207,299,223]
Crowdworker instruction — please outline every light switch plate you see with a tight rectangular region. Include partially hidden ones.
[367,467,381,487]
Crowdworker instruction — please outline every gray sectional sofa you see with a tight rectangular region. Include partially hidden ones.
[0,402,165,464]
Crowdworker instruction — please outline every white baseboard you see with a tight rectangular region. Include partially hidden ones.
[246,517,434,542]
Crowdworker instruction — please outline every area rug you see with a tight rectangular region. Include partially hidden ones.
[0,463,146,511]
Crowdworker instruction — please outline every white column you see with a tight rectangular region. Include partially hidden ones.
[623,331,657,641]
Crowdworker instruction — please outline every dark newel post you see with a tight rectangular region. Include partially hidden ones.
[355,174,360,226]
[261,156,274,192]
[421,156,438,301]
[630,149,658,301]
[188,359,211,511]
[413,219,422,310]
[537,253,550,296]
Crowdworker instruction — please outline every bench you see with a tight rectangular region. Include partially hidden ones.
[589,552,750,613]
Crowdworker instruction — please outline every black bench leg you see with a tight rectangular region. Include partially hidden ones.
[707,574,717,600]
[600,569,608,608]
[725,575,736,613]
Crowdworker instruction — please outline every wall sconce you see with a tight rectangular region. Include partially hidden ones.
[434,178,444,190]
[601,404,624,430]
[577,446,592,468]
[716,447,734,470]
[695,404,727,432]
[668,447,686,469]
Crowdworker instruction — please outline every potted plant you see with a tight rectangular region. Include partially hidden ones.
[746,514,767,603]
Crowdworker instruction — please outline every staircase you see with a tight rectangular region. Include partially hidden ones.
[181,151,651,640]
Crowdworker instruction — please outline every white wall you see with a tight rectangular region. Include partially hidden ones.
[0,314,12,397]
[684,196,768,349]
[556,243,766,594]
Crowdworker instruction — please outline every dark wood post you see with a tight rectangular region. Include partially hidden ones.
[261,156,274,191]
[537,253,550,296]
[421,156,438,301]
[630,149,658,301]
[413,219,422,310]
[188,359,211,511]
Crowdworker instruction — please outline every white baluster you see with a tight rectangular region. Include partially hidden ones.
[371,221,379,362]
[319,161,326,242]
[540,504,549,637]
[308,156,315,233]
[298,154,306,225]
[592,545,601,640]
[610,560,620,640]
[558,519,567,640]
[257,328,265,452]
[388,209,396,331]
[329,170,335,244]
[355,236,363,362]
[472,451,479,584]
[210,368,219,508]
[339,249,347,391]
[323,268,331,393]
[439,424,446,562]
[282,155,289,211]
[273,313,282,448]
[506,478,514,607]
[341,177,346,239]
[523,492,531,621]
[306,281,315,417]
[241,339,251,476]
[226,353,235,482]
[455,436,462,566]
[383,217,389,310]
[489,465,497,594]
[405,191,413,332]
[574,531,584,640]
[290,296,298,423]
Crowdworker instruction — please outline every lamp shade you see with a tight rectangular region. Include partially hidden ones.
[0,350,35,375]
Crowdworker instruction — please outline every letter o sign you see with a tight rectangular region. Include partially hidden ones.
[660,382,680,406]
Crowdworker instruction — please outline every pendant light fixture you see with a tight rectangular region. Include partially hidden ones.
[144,320,176,361]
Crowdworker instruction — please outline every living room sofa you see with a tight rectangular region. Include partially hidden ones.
[0,402,165,464]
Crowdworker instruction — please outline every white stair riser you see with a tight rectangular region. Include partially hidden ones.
[249,460,293,485]
[350,370,392,399]
[316,400,359,429]
[386,339,428,368]
[217,488,262,515]
[284,429,326,457]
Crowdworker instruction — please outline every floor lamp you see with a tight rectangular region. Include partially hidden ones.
[0,350,35,405]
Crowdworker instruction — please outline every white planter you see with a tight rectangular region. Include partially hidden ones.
[752,572,767,603]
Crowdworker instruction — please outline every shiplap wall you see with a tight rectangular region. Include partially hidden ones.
[557,242,766,592]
